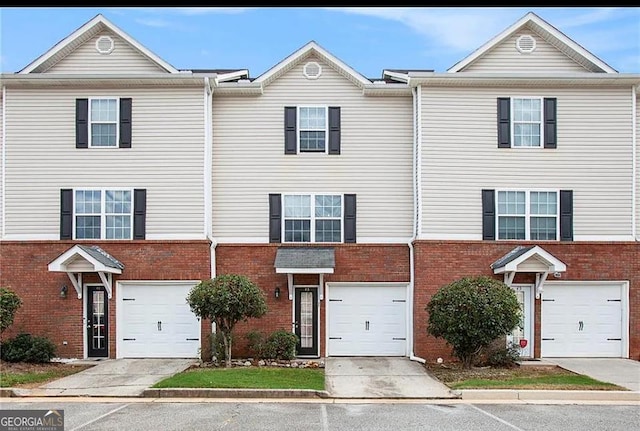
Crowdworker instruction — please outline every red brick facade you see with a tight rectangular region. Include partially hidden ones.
[215,243,410,357]
[2,240,637,362]
[0,240,211,359]
[413,241,640,361]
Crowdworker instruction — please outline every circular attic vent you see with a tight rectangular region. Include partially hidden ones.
[303,61,322,79]
[95,36,115,55]
[516,34,536,54]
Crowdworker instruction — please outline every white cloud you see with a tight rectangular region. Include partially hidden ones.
[118,7,253,16]
[553,7,619,28]
[325,7,523,52]
[135,18,173,28]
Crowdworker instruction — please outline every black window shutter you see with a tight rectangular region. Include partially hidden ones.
[482,189,496,240]
[497,98,511,148]
[269,194,282,243]
[560,190,573,241]
[284,107,297,154]
[543,97,557,149]
[119,98,132,148]
[344,194,356,243]
[133,189,146,240]
[328,106,341,155]
[60,189,73,240]
[76,99,89,148]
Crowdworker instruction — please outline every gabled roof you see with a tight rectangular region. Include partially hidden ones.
[491,245,566,274]
[448,11,617,74]
[274,247,335,274]
[48,244,124,273]
[254,41,372,88]
[19,14,180,74]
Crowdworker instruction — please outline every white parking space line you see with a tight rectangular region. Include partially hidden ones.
[321,403,329,431]
[68,403,131,431]
[469,404,526,431]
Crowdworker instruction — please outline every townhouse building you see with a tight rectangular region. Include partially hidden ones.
[1,12,638,362]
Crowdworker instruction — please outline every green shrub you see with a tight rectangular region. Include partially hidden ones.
[264,329,298,360]
[245,329,298,360]
[482,343,521,368]
[0,287,22,337]
[246,330,266,358]
[426,276,521,368]
[1,333,56,363]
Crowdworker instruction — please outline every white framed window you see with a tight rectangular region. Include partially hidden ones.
[298,106,327,153]
[497,190,558,240]
[89,98,119,147]
[283,194,342,243]
[511,97,542,147]
[74,189,133,239]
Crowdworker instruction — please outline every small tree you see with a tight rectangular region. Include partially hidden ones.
[0,287,22,338]
[426,276,521,368]
[186,274,267,368]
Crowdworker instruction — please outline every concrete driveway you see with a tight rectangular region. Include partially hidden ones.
[325,357,458,399]
[17,358,196,397]
[545,358,640,392]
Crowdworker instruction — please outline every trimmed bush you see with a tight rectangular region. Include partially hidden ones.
[0,287,22,337]
[246,329,299,360]
[482,343,521,367]
[426,276,521,368]
[1,333,56,363]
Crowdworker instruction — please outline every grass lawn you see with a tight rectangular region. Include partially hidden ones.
[425,363,626,391]
[0,362,93,388]
[153,366,325,390]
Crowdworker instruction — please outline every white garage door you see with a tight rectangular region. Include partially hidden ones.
[327,284,407,356]
[118,282,201,358]
[542,283,625,357]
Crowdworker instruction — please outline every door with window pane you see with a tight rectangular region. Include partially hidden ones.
[87,286,108,357]
[294,288,318,357]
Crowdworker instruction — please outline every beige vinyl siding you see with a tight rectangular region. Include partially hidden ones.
[420,86,634,239]
[45,30,166,74]
[637,92,640,240]
[462,28,588,73]
[4,87,204,238]
[212,56,413,241]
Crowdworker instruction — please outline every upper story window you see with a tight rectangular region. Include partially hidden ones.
[75,189,132,239]
[90,98,118,147]
[76,98,132,149]
[512,98,542,147]
[497,190,558,240]
[497,97,556,149]
[283,194,342,242]
[298,107,327,152]
[284,106,341,155]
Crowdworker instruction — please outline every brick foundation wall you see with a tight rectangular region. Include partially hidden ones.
[215,243,410,358]
[413,241,640,362]
[0,240,211,359]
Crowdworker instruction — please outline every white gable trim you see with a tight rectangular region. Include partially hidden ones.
[20,14,180,74]
[254,41,371,88]
[48,245,123,299]
[447,12,617,74]
[492,245,566,274]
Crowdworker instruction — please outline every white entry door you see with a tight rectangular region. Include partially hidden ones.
[542,282,625,357]
[117,282,201,358]
[327,283,407,356]
[508,285,533,358]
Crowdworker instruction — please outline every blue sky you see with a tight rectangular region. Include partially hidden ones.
[1,7,639,76]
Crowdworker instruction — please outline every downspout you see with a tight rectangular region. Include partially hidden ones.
[204,77,217,278]
[632,85,637,241]
[1,85,5,239]
[409,82,426,364]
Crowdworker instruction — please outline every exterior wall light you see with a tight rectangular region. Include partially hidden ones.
[60,284,68,298]
[274,286,281,299]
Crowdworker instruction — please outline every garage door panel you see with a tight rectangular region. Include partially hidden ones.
[328,284,407,356]
[542,284,624,358]
[118,283,200,358]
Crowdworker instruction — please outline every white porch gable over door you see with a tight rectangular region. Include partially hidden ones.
[48,244,124,299]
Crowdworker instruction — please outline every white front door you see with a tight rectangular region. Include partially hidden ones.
[542,282,626,357]
[327,283,407,356]
[508,285,533,358]
[117,282,201,358]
